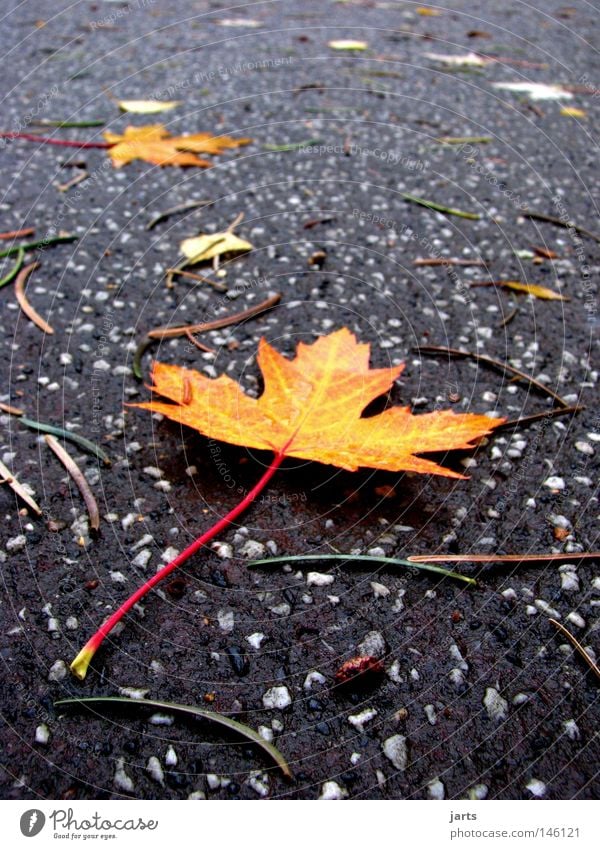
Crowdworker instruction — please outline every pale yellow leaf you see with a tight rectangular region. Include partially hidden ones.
[328,39,368,50]
[560,106,587,118]
[498,280,569,301]
[180,230,253,263]
[118,99,182,114]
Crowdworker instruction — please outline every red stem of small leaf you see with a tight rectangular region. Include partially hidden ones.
[71,449,287,679]
[0,132,111,149]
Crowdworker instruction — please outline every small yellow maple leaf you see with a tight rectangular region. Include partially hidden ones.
[103,124,251,168]
[133,328,503,478]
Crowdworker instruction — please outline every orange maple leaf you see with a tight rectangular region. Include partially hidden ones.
[134,327,503,478]
[103,123,252,167]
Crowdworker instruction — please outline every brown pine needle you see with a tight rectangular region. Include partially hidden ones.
[14,262,54,335]
[497,405,584,430]
[523,209,600,244]
[165,266,227,292]
[549,618,600,682]
[407,552,600,565]
[0,402,24,415]
[184,329,216,353]
[147,293,281,340]
[0,458,42,515]
[57,171,89,192]
[0,227,35,240]
[414,344,569,408]
[44,435,100,531]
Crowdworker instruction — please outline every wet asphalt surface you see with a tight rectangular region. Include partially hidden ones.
[0,0,598,801]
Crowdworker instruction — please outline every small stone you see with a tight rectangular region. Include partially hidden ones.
[358,630,386,658]
[240,539,265,559]
[543,476,565,490]
[387,660,403,684]
[318,780,347,800]
[187,791,206,800]
[525,778,546,798]
[483,687,508,721]
[574,441,594,456]
[206,774,221,790]
[211,541,233,559]
[118,686,149,700]
[65,616,78,630]
[424,704,437,725]
[48,660,67,682]
[131,549,152,569]
[350,752,362,765]
[382,734,408,771]
[467,783,488,800]
[6,535,27,552]
[262,686,292,710]
[247,771,269,797]
[306,571,335,587]
[535,599,560,618]
[165,746,178,767]
[147,756,164,785]
[246,632,266,649]
[560,572,579,592]
[370,581,390,598]
[303,670,326,691]
[217,610,235,632]
[563,719,580,740]
[258,725,274,742]
[35,724,50,745]
[348,707,378,731]
[428,778,445,800]
[566,611,585,628]
[114,758,135,793]
[226,646,249,676]
[148,713,174,726]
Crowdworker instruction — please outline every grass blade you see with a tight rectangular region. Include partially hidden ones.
[54,696,292,778]
[19,416,111,465]
[248,553,476,585]
[402,192,481,220]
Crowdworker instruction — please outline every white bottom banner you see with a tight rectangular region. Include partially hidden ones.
[1,799,598,848]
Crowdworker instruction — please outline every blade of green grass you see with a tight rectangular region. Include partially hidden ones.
[19,416,111,465]
[248,553,476,585]
[0,247,25,288]
[0,234,77,259]
[32,119,105,128]
[54,696,292,778]
[402,192,481,220]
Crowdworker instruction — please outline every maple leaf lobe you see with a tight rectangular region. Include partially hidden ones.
[133,328,504,478]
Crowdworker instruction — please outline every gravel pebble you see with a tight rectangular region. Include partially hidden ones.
[306,571,335,586]
[348,707,378,731]
[146,756,164,785]
[114,758,135,793]
[382,734,408,771]
[247,771,269,797]
[427,778,445,799]
[483,687,508,721]
[525,778,547,797]
[48,660,67,682]
[318,780,347,800]
[358,630,386,658]
[35,724,50,745]
[262,686,292,710]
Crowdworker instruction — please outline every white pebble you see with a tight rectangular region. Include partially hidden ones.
[246,632,266,649]
[318,780,347,800]
[6,535,27,552]
[118,687,149,700]
[382,734,408,771]
[211,541,233,559]
[566,611,585,628]
[387,660,403,684]
[370,581,390,598]
[165,746,178,767]
[65,616,78,631]
[262,686,292,710]
[240,539,265,559]
[131,549,151,569]
[563,719,580,740]
[468,783,488,800]
[35,724,50,745]
[348,707,378,731]
[148,713,174,726]
[258,725,274,742]
[306,571,335,587]
[574,441,594,456]
[114,758,135,793]
[358,630,386,658]
[303,670,326,691]
[560,572,579,592]
[428,778,445,799]
[147,756,164,785]
[535,599,560,618]
[247,771,270,797]
[48,660,67,682]
[217,610,235,632]
[424,704,437,725]
[544,476,565,490]
[483,687,508,721]
[526,778,546,797]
